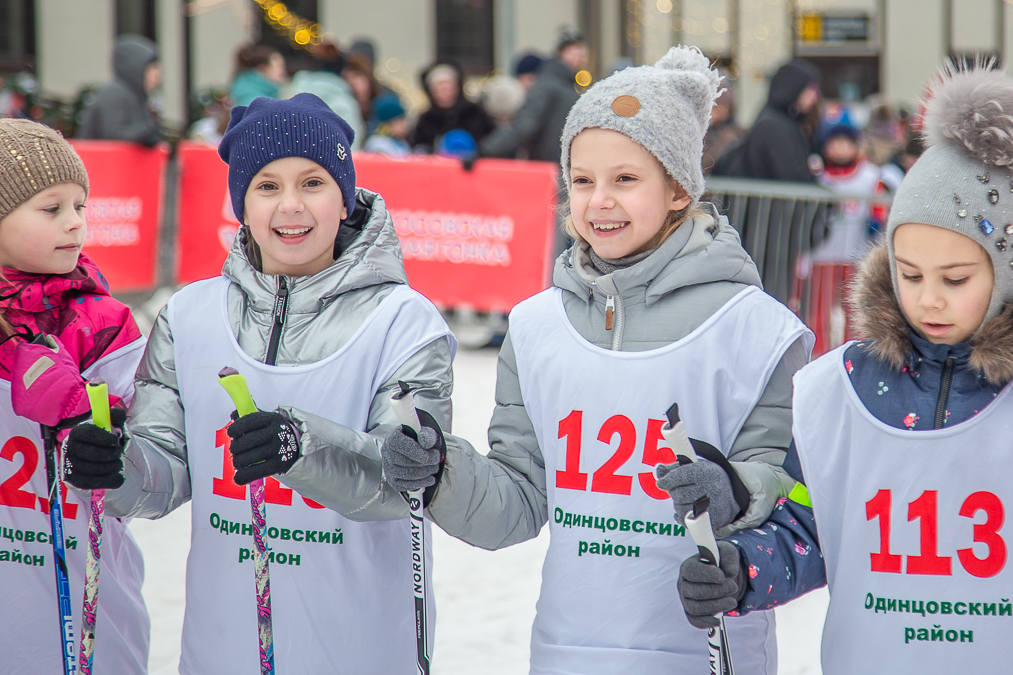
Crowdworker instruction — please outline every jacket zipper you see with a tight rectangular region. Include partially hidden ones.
[933,356,954,429]
[265,277,289,366]
[602,293,624,351]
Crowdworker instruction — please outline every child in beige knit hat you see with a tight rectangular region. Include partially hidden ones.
[0,118,149,673]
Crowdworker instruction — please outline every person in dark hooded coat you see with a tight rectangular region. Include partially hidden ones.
[79,35,162,146]
[717,59,821,182]
[410,61,496,152]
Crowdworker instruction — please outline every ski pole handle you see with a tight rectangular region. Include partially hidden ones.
[80,379,111,674]
[217,368,259,417]
[389,381,430,675]
[390,381,423,435]
[661,403,698,464]
[217,367,276,675]
[85,380,111,432]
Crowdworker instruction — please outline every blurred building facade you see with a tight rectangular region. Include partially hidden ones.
[2,0,1011,130]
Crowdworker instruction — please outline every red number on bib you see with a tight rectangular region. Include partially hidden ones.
[957,491,1007,578]
[266,478,293,506]
[212,425,246,500]
[591,415,636,495]
[556,410,588,490]
[906,490,952,575]
[0,437,39,510]
[0,437,78,519]
[866,489,902,573]
[639,419,676,500]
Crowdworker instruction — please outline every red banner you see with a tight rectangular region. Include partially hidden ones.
[175,143,559,312]
[355,154,558,312]
[175,142,237,284]
[71,141,168,292]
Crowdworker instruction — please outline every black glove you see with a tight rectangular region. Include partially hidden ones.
[678,540,747,629]
[227,410,301,485]
[461,154,478,172]
[64,408,128,490]
[381,408,447,493]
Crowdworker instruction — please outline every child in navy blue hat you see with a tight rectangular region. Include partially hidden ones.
[66,92,457,672]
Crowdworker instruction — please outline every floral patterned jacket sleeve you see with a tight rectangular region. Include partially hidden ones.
[725,440,827,614]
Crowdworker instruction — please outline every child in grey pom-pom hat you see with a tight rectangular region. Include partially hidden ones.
[692,62,1013,675]
[378,46,814,674]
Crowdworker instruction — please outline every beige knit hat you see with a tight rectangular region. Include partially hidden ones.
[0,119,89,222]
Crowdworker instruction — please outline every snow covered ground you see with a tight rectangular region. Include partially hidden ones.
[129,347,829,674]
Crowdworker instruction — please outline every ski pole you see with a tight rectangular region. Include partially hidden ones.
[389,381,431,675]
[79,378,111,675]
[41,422,78,675]
[217,367,275,675]
[661,403,734,675]
[28,330,77,674]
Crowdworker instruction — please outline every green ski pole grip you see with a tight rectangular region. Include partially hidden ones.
[217,367,258,417]
[85,379,111,432]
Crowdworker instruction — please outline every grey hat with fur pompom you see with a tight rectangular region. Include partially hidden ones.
[887,63,1013,322]
[559,45,722,206]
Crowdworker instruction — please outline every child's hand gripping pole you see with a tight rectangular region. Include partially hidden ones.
[389,381,431,675]
[79,379,111,675]
[662,403,735,675]
[217,367,275,675]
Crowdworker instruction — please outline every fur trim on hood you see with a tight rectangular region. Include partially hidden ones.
[848,240,1013,386]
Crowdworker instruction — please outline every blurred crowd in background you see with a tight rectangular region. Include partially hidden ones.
[0,26,926,263]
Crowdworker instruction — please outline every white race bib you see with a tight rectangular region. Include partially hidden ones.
[794,346,1013,673]
[0,338,149,675]
[511,286,812,675]
[169,277,454,675]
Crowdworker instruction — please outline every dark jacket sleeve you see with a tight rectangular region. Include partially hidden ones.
[746,117,815,183]
[84,83,162,147]
[725,440,826,614]
[479,82,553,158]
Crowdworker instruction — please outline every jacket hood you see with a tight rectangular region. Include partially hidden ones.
[766,60,819,113]
[222,188,409,314]
[0,253,140,377]
[419,61,465,106]
[554,203,762,304]
[113,35,158,97]
[849,239,1013,386]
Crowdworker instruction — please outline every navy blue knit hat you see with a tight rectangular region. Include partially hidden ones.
[218,93,356,223]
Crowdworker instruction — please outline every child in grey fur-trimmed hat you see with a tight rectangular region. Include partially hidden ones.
[675,62,1013,675]
[379,45,814,674]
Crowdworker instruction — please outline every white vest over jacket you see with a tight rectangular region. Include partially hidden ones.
[169,277,453,675]
[794,345,1013,673]
[510,286,812,675]
[0,337,149,675]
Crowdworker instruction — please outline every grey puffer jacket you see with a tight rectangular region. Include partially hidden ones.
[429,203,809,550]
[79,36,162,146]
[105,189,455,520]
[478,59,580,163]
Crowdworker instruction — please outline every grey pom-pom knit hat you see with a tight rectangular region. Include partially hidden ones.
[887,63,1013,322]
[559,45,722,206]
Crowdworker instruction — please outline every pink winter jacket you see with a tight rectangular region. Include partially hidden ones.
[0,253,142,388]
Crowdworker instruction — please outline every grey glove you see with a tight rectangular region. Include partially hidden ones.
[381,408,446,492]
[677,540,747,629]
[656,458,738,531]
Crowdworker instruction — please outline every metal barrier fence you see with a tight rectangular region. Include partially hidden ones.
[705,176,893,355]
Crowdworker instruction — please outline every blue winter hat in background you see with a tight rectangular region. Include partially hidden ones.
[436,129,477,158]
[374,96,405,123]
[218,93,356,223]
